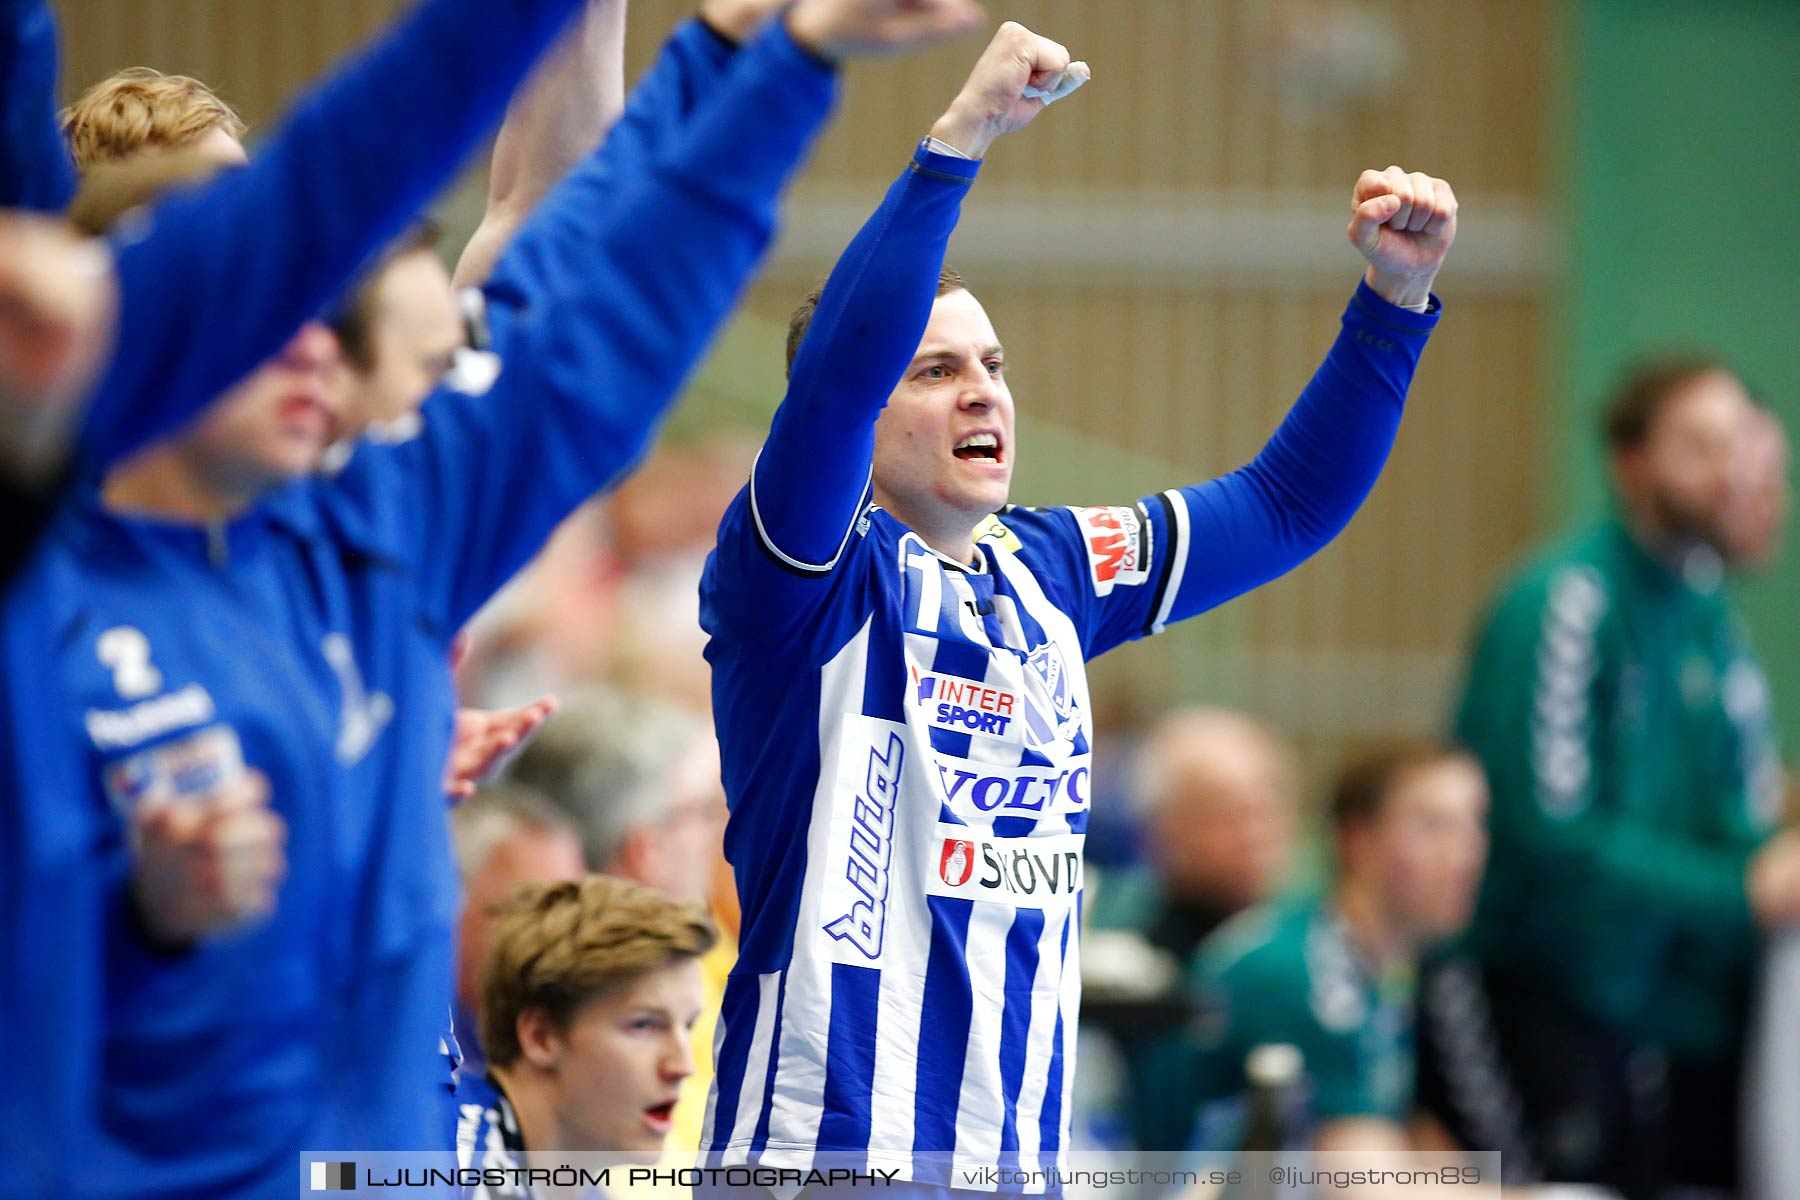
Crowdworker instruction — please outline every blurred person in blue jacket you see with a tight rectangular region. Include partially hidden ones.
[1,0,984,1194]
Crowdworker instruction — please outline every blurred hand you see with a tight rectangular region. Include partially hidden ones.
[444,697,558,801]
[1345,165,1458,308]
[130,770,286,945]
[928,21,1089,160]
[1748,828,1800,927]
[699,0,787,43]
[785,0,984,64]
[0,212,117,479]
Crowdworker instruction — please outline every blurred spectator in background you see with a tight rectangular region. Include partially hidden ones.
[1179,741,1487,1155]
[461,437,753,718]
[1445,358,1799,1200]
[501,689,737,1156]
[607,437,756,713]
[460,498,623,706]
[454,875,715,1167]
[451,785,588,1077]
[1082,708,1300,1149]
[505,688,717,895]
[1721,403,1790,573]
[1130,707,1300,948]
[1731,401,1795,1200]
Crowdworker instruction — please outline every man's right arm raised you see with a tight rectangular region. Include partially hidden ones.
[81,0,590,473]
[748,21,1078,576]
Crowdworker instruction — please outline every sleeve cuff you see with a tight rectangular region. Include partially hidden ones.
[766,14,838,74]
[691,12,744,50]
[912,137,982,183]
[1349,277,1442,335]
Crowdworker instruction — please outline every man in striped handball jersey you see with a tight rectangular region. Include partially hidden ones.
[699,20,1459,1195]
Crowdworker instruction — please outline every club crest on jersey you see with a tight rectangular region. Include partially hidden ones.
[940,838,976,886]
[911,666,1020,741]
[823,730,905,960]
[1071,505,1152,596]
[1022,643,1082,747]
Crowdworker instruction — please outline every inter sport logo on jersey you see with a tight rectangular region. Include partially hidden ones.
[822,728,906,960]
[912,667,1020,740]
[1071,505,1152,596]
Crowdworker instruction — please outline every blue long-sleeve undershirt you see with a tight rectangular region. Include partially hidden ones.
[754,141,980,567]
[1151,281,1437,630]
[748,142,1438,638]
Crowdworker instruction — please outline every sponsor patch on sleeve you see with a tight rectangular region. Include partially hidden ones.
[1070,505,1153,596]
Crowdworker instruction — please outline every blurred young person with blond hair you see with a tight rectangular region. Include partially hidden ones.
[459,876,716,1177]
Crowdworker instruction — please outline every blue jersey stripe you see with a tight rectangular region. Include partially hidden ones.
[912,895,975,1176]
[817,962,881,1151]
[996,908,1045,1164]
[1038,911,1072,1166]
[748,968,789,1155]
[708,972,762,1149]
[726,709,823,974]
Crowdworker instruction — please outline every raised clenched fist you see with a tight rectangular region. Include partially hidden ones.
[1346,165,1459,308]
[929,21,1089,160]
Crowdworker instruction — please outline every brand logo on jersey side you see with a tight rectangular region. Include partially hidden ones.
[1071,505,1151,596]
[926,830,1084,908]
[823,730,906,960]
[935,758,1090,817]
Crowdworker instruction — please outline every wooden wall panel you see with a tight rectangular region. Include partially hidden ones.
[52,0,1559,768]
[59,0,399,126]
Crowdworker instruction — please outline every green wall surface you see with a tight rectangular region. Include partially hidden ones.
[1569,0,1800,746]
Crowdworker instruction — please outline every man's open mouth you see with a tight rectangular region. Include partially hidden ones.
[953,432,1003,463]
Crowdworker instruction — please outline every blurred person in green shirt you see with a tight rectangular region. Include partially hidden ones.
[1166,741,1488,1158]
[1425,359,1800,1200]
[1081,708,1301,1149]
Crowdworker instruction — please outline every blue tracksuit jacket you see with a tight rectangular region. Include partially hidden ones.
[1,10,831,1200]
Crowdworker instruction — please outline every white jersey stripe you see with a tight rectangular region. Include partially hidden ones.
[727,971,784,1152]
[764,622,877,1168]
[1010,904,1068,1166]
[950,901,1015,1166]
[1152,489,1192,634]
[1052,906,1081,1167]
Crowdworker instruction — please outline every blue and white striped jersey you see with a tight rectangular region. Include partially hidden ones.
[1,20,840,1198]
[453,1072,533,1200]
[697,142,1438,1190]
[702,493,1201,1186]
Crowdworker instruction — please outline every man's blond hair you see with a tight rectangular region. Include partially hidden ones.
[62,67,247,170]
[480,875,716,1067]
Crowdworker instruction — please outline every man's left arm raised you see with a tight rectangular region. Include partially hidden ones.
[1068,166,1456,658]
